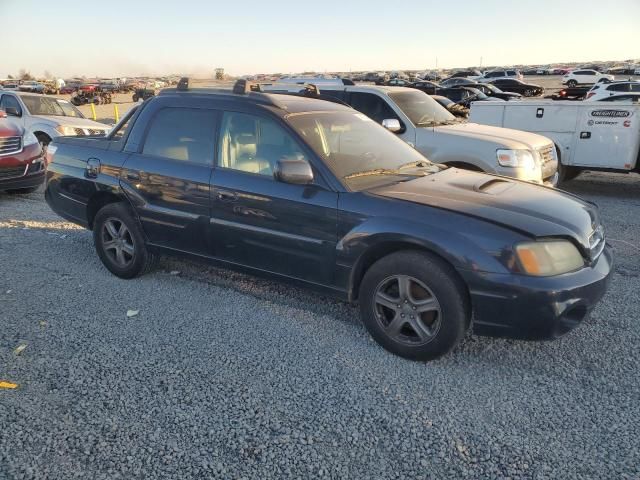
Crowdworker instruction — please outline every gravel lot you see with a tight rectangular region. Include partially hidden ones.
[1,169,639,479]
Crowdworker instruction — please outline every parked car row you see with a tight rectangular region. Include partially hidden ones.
[42,78,612,362]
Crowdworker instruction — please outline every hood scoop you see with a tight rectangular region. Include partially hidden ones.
[474,178,514,195]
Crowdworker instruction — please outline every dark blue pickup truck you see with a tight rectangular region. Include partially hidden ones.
[44,80,612,360]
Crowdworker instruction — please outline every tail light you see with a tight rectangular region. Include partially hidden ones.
[586,92,596,99]
[45,145,58,165]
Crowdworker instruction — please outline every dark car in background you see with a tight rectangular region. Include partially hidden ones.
[489,78,544,96]
[45,80,612,361]
[437,86,501,107]
[431,95,469,118]
[0,112,45,193]
[408,80,440,95]
[449,80,522,100]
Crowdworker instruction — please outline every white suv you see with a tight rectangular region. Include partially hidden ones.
[562,69,614,87]
[585,80,640,101]
[477,69,522,83]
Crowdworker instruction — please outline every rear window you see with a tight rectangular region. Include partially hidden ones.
[142,108,216,164]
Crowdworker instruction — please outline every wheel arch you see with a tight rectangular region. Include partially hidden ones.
[87,191,128,230]
[348,240,470,305]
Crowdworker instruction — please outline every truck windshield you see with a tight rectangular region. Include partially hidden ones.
[21,95,84,118]
[387,90,456,126]
[287,111,440,189]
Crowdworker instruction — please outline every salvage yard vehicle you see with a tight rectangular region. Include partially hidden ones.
[451,81,522,101]
[18,81,45,93]
[431,95,469,118]
[278,83,558,185]
[44,79,612,361]
[132,88,156,102]
[563,70,614,87]
[0,91,111,150]
[585,80,640,101]
[0,111,45,193]
[489,78,544,97]
[469,100,640,182]
[477,68,523,83]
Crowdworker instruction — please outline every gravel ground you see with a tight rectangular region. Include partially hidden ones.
[1,172,639,479]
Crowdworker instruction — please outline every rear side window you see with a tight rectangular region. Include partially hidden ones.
[142,108,216,164]
[349,92,399,124]
[320,89,346,102]
[632,84,640,92]
[507,70,516,76]
[609,84,630,92]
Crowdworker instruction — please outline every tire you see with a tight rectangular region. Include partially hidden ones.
[523,89,533,97]
[132,94,139,102]
[35,133,51,155]
[567,80,577,87]
[93,202,157,279]
[557,162,581,184]
[358,250,470,361]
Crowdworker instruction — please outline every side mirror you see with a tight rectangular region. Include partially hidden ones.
[382,118,402,133]
[274,158,314,185]
[5,107,21,117]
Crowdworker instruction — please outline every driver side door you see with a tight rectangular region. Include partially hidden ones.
[209,110,339,286]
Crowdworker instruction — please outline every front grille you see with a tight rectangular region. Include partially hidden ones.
[0,165,27,179]
[0,136,22,156]
[538,144,557,179]
[589,225,606,261]
[538,145,555,165]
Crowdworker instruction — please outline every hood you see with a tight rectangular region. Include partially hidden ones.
[0,118,24,137]
[431,122,552,150]
[32,115,110,129]
[369,168,598,250]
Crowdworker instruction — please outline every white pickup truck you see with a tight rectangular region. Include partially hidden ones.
[469,100,640,182]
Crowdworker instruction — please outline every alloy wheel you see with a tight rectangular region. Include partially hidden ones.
[101,218,135,267]
[373,275,442,346]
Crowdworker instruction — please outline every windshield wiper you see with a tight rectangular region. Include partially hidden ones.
[344,168,428,180]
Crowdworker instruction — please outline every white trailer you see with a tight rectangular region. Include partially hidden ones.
[469,100,640,182]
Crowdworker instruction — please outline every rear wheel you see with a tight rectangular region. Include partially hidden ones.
[93,203,157,279]
[359,251,469,361]
[523,89,534,97]
[7,186,39,195]
[132,94,139,102]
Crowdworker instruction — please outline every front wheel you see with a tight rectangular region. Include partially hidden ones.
[93,203,157,279]
[359,251,470,361]
[523,89,533,97]
[567,80,577,87]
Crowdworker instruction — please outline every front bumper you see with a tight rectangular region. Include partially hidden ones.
[461,246,613,340]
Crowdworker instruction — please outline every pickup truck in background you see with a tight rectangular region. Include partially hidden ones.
[469,100,640,182]
[266,83,559,185]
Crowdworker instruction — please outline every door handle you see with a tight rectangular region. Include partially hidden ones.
[216,190,238,202]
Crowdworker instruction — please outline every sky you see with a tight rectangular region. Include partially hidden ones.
[1,0,639,79]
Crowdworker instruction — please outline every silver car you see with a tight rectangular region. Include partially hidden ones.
[0,92,110,148]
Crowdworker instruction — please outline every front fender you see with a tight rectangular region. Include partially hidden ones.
[29,122,59,140]
[336,214,521,297]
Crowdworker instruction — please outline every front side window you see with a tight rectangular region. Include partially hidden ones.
[218,111,307,177]
[142,108,215,164]
[631,84,640,92]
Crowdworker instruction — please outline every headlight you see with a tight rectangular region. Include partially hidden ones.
[55,125,79,136]
[497,149,537,169]
[23,131,39,146]
[514,240,585,276]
